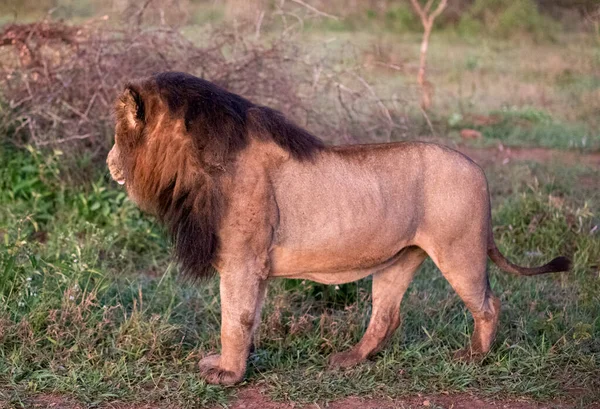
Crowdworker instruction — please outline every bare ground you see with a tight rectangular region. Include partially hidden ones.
[8,387,598,409]
[214,388,595,409]
[455,144,600,168]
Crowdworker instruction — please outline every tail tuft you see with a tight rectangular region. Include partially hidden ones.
[488,245,571,276]
[546,256,571,273]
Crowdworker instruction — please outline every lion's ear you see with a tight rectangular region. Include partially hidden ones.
[120,86,145,130]
[116,86,146,148]
[126,86,146,125]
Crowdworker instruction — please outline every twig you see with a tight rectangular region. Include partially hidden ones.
[37,133,93,146]
[60,99,89,122]
[290,0,339,20]
[83,92,98,118]
[273,9,304,36]
[8,95,33,109]
[255,10,265,40]
[134,0,154,26]
[351,72,394,127]
[419,105,435,137]
[373,61,404,71]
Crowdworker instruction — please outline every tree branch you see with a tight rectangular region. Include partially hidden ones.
[290,0,339,20]
[409,0,426,23]
[424,0,435,14]
[430,0,448,21]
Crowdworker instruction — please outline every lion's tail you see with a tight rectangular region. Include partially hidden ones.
[487,229,571,276]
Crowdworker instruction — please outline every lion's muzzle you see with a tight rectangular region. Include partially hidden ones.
[107,146,125,185]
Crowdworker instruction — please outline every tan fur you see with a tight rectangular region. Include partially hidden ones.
[108,73,569,385]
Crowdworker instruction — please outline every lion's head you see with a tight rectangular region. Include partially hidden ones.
[107,71,323,278]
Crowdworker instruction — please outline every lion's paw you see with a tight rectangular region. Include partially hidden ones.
[199,355,243,385]
[453,348,484,362]
[328,350,365,369]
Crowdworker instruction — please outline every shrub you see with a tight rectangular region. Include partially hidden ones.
[459,0,559,41]
[0,18,406,167]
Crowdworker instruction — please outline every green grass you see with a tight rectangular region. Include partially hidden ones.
[0,144,598,407]
[448,106,600,150]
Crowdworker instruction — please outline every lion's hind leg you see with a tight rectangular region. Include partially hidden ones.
[329,246,426,368]
[426,242,501,360]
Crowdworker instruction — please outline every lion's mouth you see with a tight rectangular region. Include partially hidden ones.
[108,167,125,185]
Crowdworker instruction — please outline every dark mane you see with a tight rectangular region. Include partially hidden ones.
[156,175,220,280]
[145,71,324,279]
[154,71,324,165]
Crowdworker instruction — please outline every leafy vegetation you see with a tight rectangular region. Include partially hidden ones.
[458,0,559,41]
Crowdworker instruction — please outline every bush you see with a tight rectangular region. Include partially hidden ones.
[384,5,422,33]
[0,18,406,168]
[459,0,560,41]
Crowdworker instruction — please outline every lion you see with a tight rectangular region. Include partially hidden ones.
[107,71,571,385]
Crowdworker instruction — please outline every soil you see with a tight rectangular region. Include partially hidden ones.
[9,387,598,409]
[455,144,600,168]
[212,388,589,409]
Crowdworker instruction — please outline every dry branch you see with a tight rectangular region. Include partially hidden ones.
[290,0,339,20]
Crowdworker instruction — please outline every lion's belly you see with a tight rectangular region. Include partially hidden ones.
[269,212,415,278]
[269,244,411,283]
[271,268,375,284]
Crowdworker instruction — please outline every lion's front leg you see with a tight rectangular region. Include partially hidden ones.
[199,273,267,385]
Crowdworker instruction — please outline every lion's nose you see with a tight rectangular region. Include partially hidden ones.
[107,146,125,185]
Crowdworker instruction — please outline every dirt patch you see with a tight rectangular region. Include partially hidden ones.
[218,388,594,409]
[455,144,600,168]
[321,395,582,409]
[5,387,598,409]
[9,393,84,409]
[7,394,173,409]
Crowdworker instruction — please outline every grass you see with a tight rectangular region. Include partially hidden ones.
[0,143,598,408]
[310,29,600,150]
[447,106,599,150]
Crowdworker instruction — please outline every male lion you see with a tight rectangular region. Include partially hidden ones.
[107,72,570,385]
